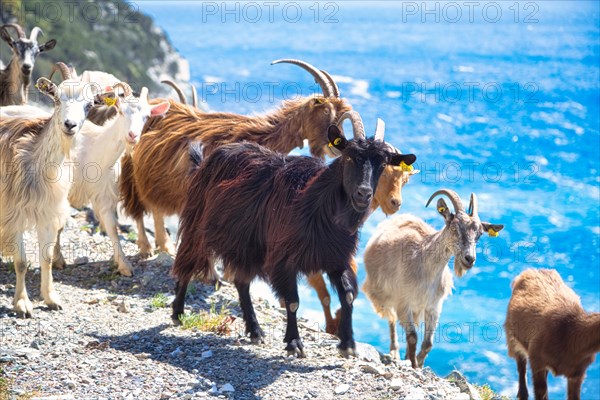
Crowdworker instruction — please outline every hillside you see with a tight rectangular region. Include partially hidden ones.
[0,0,189,93]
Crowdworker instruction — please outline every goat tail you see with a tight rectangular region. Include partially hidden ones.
[119,153,146,220]
[188,140,203,169]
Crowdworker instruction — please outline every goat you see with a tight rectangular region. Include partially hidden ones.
[120,59,351,256]
[161,79,199,108]
[171,111,417,357]
[362,189,503,367]
[306,143,420,334]
[62,78,170,276]
[505,268,600,400]
[0,62,114,317]
[0,23,56,106]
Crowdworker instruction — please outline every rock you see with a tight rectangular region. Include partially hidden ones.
[354,342,382,364]
[117,299,130,313]
[74,256,89,265]
[406,387,427,399]
[208,384,218,395]
[170,348,184,358]
[201,350,212,358]
[155,252,174,267]
[359,363,391,379]
[333,384,350,395]
[220,383,235,393]
[446,371,483,400]
[389,378,403,390]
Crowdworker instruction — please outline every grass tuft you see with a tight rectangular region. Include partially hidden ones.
[179,300,233,335]
[475,384,510,400]
[149,293,169,309]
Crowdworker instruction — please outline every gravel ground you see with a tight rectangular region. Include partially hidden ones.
[1,210,481,400]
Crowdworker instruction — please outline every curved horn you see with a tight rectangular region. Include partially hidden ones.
[271,59,334,98]
[191,85,198,108]
[337,111,365,140]
[140,87,149,102]
[113,82,133,97]
[161,79,186,104]
[425,189,465,213]
[374,118,385,141]
[48,62,72,81]
[320,69,340,98]
[1,23,25,38]
[468,193,479,219]
[29,27,43,42]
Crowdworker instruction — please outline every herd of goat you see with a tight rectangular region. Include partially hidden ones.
[0,23,598,399]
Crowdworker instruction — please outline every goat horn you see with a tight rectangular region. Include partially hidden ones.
[191,85,198,108]
[374,118,385,141]
[140,87,149,102]
[49,62,72,81]
[113,82,133,98]
[468,193,479,219]
[1,23,25,38]
[320,69,340,98]
[29,27,43,42]
[425,189,465,213]
[161,79,186,104]
[337,111,365,140]
[271,59,335,98]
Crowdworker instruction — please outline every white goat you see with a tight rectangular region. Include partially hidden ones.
[63,74,170,276]
[0,63,114,317]
[362,189,503,368]
[0,23,56,106]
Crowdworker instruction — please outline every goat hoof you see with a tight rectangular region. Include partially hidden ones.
[249,328,265,344]
[171,312,183,325]
[117,265,134,277]
[285,339,305,358]
[52,256,66,270]
[14,298,33,318]
[337,341,356,358]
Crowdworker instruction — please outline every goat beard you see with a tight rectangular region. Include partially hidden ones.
[453,261,467,278]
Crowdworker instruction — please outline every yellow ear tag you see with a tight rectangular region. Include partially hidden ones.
[488,228,499,237]
[330,137,342,147]
[103,96,117,107]
[438,207,445,213]
[400,161,414,172]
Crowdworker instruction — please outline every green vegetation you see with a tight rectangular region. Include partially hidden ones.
[0,368,9,400]
[1,0,180,93]
[126,231,137,243]
[476,384,510,400]
[149,293,169,309]
[179,300,233,335]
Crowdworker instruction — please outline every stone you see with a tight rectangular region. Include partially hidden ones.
[74,256,89,265]
[117,299,130,313]
[220,383,235,393]
[354,342,382,364]
[390,378,403,390]
[446,371,482,400]
[334,384,350,395]
[201,350,212,358]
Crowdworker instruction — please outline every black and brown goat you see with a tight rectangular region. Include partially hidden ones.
[171,112,417,357]
[505,268,600,400]
[120,59,351,256]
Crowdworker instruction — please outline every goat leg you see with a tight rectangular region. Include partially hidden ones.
[516,353,529,400]
[389,321,399,360]
[235,281,264,344]
[273,270,305,357]
[402,316,418,368]
[38,225,62,311]
[10,232,33,318]
[328,267,357,358]
[172,279,189,323]
[530,360,549,400]
[567,375,583,400]
[93,202,133,276]
[51,228,66,270]
[307,272,336,334]
[416,309,437,367]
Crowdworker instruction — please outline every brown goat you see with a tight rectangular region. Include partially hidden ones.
[505,268,600,400]
[306,164,420,334]
[120,59,351,256]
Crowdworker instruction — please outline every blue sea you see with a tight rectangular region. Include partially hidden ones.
[141,1,600,397]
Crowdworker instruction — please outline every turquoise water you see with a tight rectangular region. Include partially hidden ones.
[141,1,600,397]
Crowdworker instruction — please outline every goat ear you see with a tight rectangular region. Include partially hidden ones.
[150,101,170,116]
[437,198,453,222]
[38,39,56,52]
[481,222,504,237]
[313,97,326,105]
[389,153,416,167]
[327,124,347,150]
[35,77,57,99]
